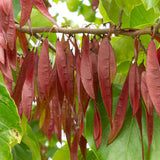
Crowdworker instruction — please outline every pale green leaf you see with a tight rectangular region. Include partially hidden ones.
[17,8,53,27]
[99,0,110,23]
[130,4,155,27]
[79,4,95,22]
[101,0,130,27]
[117,61,130,73]
[115,0,141,14]
[0,83,22,160]
[22,125,41,160]
[13,0,21,20]
[141,0,159,10]
[113,37,134,64]
[52,144,70,160]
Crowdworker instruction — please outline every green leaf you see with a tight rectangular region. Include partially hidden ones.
[52,144,70,160]
[22,125,41,160]
[0,71,4,84]
[141,0,159,10]
[113,37,134,64]
[17,8,53,27]
[98,0,110,23]
[12,142,32,160]
[149,108,160,159]
[115,0,141,14]
[112,84,122,98]
[101,0,130,27]
[66,0,81,12]
[79,4,95,22]
[13,0,21,20]
[113,73,127,85]
[85,92,142,160]
[153,1,160,17]
[85,85,160,160]
[130,4,155,27]
[0,83,22,160]
[117,61,130,73]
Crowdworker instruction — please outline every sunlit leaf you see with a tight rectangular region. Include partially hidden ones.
[0,83,22,159]
[142,0,159,10]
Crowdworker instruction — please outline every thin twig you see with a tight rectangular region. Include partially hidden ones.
[116,10,123,29]
[139,39,147,54]
[15,24,160,39]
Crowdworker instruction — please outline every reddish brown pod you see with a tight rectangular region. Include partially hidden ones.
[98,37,116,125]
[108,75,129,144]
[80,35,95,100]
[146,39,160,116]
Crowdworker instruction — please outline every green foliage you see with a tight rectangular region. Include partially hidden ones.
[12,142,32,160]
[79,4,96,22]
[21,125,41,160]
[85,90,160,160]
[0,83,22,160]
[4,0,160,160]
[66,0,81,12]
[142,0,159,10]
[52,144,70,160]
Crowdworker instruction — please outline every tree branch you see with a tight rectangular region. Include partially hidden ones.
[15,24,160,38]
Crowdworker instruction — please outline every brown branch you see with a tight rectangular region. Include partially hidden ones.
[15,24,160,39]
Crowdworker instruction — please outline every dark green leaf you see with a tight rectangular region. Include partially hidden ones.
[12,142,32,160]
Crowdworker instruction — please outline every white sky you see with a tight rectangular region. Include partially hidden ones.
[48,0,102,27]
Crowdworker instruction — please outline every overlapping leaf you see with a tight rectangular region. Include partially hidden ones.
[33,0,58,26]
[108,75,129,144]
[129,63,140,115]
[12,51,35,107]
[20,0,33,27]
[16,31,29,56]
[76,54,89,113]
[94,103,102,149]
[22,54,35,120]
[7,42,17,71]
[79,136,87,160]
[141,72,153,159]
[52,94,61,142]
[80,35,95,100]
[63,40,74,105]
[98,37,113,124]
[0,28,7,50]
[146,39,160,116]
[6,1,16,51]
[56,40,68,99]
[71,128,79,160]
[38,39,52,101]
